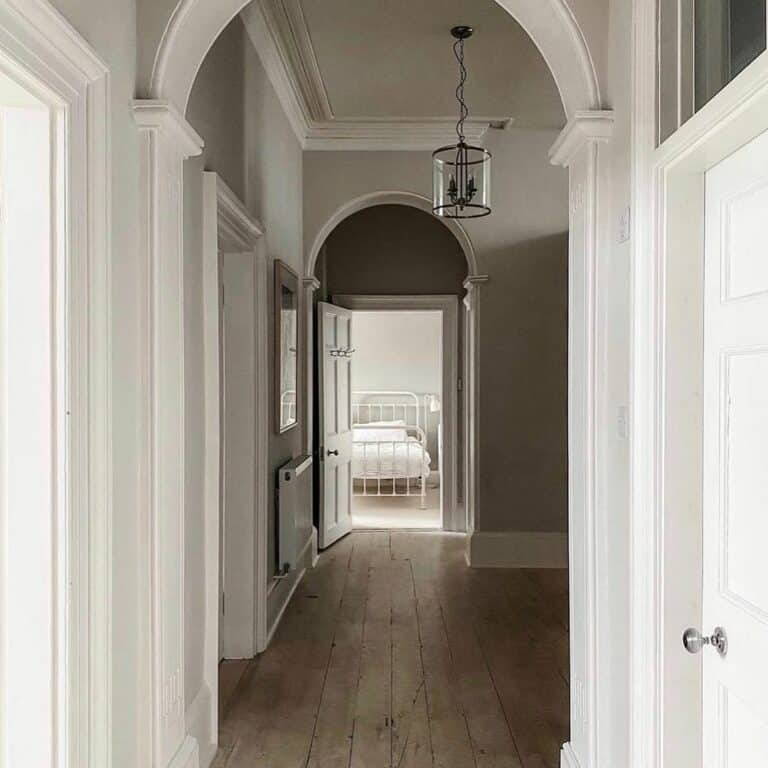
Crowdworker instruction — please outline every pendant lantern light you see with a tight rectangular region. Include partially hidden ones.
[432,26,491,219]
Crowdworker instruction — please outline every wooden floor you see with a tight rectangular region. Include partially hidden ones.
[215,531,569,768]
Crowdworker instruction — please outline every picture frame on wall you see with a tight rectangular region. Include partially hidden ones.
[274,259,299,433]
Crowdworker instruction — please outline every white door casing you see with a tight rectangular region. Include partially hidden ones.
[702,129,768,766]
[0,5,111,767]
[317,302,354,549]
[332,294,461,531]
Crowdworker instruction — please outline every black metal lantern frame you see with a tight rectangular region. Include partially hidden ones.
[432,26,491,219]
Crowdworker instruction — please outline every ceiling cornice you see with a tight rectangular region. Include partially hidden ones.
[241,0,511,151]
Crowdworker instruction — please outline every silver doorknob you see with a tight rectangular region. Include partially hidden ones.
[682,626,728,657]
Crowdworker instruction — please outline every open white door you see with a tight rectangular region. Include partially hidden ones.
[697,129,768,764]
[317,302,354,548]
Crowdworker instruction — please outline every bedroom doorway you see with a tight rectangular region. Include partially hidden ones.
[347,309,443,529]
[320,294,461,539]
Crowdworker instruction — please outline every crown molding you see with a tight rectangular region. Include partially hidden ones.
[548,109,613,167]
[241,0,510,151]
[303,117,503,151]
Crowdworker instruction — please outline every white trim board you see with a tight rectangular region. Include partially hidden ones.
[466,531,568,569]
[0,2,111,765]
[332,294,462,531]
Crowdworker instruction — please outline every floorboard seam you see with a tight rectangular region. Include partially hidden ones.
[409,558,436,767]
[438,603,480,768]
[472,611,526,767]
[303,542,357,768]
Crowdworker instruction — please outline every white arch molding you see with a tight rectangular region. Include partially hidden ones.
[305,190,478,279]
[302,191,486,543]
[149,0,599,116]
[135,4,616,768]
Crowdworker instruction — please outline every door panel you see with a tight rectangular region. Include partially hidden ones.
[317,302,354,548]
[703,129,768,765]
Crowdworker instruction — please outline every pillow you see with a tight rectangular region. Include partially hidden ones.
[353,420,408,442]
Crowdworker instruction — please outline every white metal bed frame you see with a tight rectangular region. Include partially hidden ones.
[352,390,431,509]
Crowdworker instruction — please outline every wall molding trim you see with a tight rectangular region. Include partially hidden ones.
[240,0,508,150]
[167,737,199,768]
[548,109,613,768]
[560,742,583,768]
[214,175,265,251]
[133,99,203,768]
[185,684,216,768]
[467,531,568,568]
[549,110,614,167]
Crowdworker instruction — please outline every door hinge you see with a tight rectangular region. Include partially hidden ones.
[457,377,463,391]
[221,283,225,306]
[222,591,225,615]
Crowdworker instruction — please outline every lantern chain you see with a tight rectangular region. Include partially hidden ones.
[453,36,468,144]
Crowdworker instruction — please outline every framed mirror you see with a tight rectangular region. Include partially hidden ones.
[274,259,299,433]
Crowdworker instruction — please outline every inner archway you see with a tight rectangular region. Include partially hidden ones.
[311,203,471,538]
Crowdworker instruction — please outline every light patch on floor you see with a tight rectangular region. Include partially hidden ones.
[352,487,441,529]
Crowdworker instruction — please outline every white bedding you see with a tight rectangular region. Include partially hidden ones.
[352,437,431,480]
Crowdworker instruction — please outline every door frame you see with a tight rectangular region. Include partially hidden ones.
[0,2,110,765]
[200,172,267,758]
[332,294,461,531]
[630,5,768,761]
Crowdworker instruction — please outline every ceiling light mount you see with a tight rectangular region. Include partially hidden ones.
[450,25,474,40]
[433,25,491,219]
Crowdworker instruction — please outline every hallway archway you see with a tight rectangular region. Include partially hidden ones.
[133,5,613,767]
[147,0,600,118]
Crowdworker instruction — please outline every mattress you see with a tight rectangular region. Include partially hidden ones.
[352,437,431,480]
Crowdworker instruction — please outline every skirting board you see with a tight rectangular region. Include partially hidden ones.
[167,736,199,768]
[186,684,217,768]
[265,530,314,647]
[467,531,568,568]
[560,742,581,768]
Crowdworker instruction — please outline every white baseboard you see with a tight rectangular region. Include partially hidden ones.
[560,742,581,768]
[167,735,199,768]
[467,530,568,568]
[265,530,313,647]
[186,684,217,768]
[311,525,319,567]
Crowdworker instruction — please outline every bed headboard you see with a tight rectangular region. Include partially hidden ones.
[352,390,423,433]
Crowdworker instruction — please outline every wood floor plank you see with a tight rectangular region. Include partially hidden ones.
[216,531,568,768]
[391,557,432,768]
[307,534,374,768]
[349,539,393,768]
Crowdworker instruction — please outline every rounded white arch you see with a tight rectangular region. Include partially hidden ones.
[149,0,599,116]
[305,191,479,279]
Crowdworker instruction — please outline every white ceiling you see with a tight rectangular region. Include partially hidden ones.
[298,0,565,129]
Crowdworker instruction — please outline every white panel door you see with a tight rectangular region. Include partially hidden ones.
[702,129,768,766]
[317,302,354,549]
